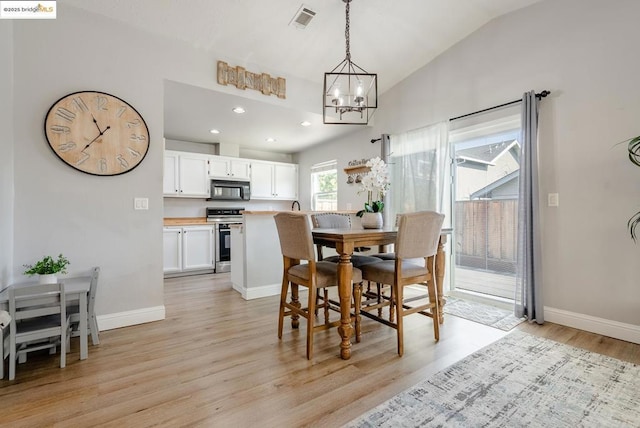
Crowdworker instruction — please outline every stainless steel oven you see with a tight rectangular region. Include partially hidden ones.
[206,207,244,273]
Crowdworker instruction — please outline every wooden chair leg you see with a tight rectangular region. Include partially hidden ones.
[395,284,404,356]
[389,286,395,323]
[323,289,329,325]
[278,277,289,338]
[306,286,317,360]
[290,283,300,329]
[428,280,440,342]
[353,282,363,343]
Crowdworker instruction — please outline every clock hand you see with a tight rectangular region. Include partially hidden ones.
[83,125,111,151]
[91,114,102,134]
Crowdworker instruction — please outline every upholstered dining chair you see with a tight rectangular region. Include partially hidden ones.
[310,212,381,268]
[274,212,364,359]
[359,211,445,356]
[8,281,70,380]
[68,267,100,345]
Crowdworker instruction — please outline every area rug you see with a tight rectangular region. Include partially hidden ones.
[346,331,640,427]
[443,296,525,331]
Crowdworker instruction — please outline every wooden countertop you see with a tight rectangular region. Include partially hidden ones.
[164,217,208,226]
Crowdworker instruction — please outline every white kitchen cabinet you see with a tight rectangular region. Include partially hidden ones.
[163,151,180,196]
[163,227,182,273]
[182,226,214,270]
[163,151,210,198]
[208,156,251,181]
[250,160,298,200]
[163,226,215,273]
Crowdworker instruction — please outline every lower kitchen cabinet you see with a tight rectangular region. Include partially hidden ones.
[163,226,215,273]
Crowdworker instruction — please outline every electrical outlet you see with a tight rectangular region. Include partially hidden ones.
[548,193,559,207]
[134,197,149,210]
[346,203,352,210]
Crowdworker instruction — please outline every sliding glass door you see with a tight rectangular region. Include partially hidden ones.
[449,111,521,302]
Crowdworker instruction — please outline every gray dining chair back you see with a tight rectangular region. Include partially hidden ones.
[311,212,352,229]
[8,281,69,380]
[69,266,100,345]
[395,211,444,260]
[310,212,380,267]
[275,212,316,261]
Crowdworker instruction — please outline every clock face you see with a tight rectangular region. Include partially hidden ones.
[44,91,150,176]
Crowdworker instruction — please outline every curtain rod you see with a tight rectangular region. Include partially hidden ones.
[450,90,550,122]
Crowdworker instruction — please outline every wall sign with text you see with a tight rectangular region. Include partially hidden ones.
[216,61,286,99]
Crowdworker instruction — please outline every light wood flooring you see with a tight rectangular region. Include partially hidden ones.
[1,273,638,427]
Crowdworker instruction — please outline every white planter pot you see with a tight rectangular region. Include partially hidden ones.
[361,212,383,229]
[38,274,57,284]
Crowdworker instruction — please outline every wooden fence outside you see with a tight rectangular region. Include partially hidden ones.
[454,199,518,273]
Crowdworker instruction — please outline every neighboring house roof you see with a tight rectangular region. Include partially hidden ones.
[456,140,519,165]
[470,170,519,199]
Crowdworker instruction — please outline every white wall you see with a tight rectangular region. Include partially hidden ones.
[382,0,640,327]
[0,21,14,287]
[11,8,165,323]
[298,0,640,338]
[7,3,320,326]
[296,127,383,211]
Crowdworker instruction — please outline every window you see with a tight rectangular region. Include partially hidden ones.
[310,160,337,211]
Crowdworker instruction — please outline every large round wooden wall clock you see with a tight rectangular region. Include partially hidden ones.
[44,91,150,176]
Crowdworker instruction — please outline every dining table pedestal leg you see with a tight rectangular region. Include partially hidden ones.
[336,244,354,360]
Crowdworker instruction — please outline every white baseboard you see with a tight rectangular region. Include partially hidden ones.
[232,282,281,300]
[544,306,640,344]
[97,305,166,331]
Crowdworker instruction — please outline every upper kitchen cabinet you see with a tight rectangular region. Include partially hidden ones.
[250,160,298,200]
[208,156,251,181]
[163,150,210,198]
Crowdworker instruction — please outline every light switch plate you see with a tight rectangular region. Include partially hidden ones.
[134,197,149,210]
[548,193,559,207]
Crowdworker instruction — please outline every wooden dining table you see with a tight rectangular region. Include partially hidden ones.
[312,227,450,360]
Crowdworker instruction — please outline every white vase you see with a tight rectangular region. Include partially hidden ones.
[38,274,57,284]
[361,212,383,229]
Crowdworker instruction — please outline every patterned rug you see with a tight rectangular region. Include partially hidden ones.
[443,296,525,331]
[346,331,640,427]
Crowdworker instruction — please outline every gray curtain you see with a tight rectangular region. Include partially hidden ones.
[515,90,543,323]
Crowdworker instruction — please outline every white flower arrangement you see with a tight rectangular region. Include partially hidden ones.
[357,156,390,216]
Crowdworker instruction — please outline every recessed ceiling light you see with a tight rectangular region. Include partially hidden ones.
[266,137,276,143]
[209,129,220,134]
[232,106,245,114]
[300,121,311,127]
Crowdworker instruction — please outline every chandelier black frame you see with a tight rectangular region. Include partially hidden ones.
[323,0,377,125]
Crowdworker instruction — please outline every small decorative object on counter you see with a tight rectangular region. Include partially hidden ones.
[356,156,390,229]
[23,254,70,284]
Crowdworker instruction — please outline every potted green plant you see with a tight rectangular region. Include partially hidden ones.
[23,254,70,284]
[628,136,640,242]
[356,156,390,229]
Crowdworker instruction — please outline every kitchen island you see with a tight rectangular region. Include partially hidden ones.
[231,211,282,299]
[231,210,364,300]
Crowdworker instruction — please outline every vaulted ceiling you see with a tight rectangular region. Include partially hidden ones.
[60,0,542,152]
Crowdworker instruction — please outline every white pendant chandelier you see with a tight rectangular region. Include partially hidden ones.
[323,0,377,125]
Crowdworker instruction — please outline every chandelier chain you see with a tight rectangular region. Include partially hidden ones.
[344,0,351,60]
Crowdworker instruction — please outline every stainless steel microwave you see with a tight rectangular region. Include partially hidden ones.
[208,179,251,201]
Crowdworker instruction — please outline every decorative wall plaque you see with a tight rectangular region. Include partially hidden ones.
[217,61,286,99]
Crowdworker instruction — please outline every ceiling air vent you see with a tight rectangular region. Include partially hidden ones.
[290,4,316,29]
